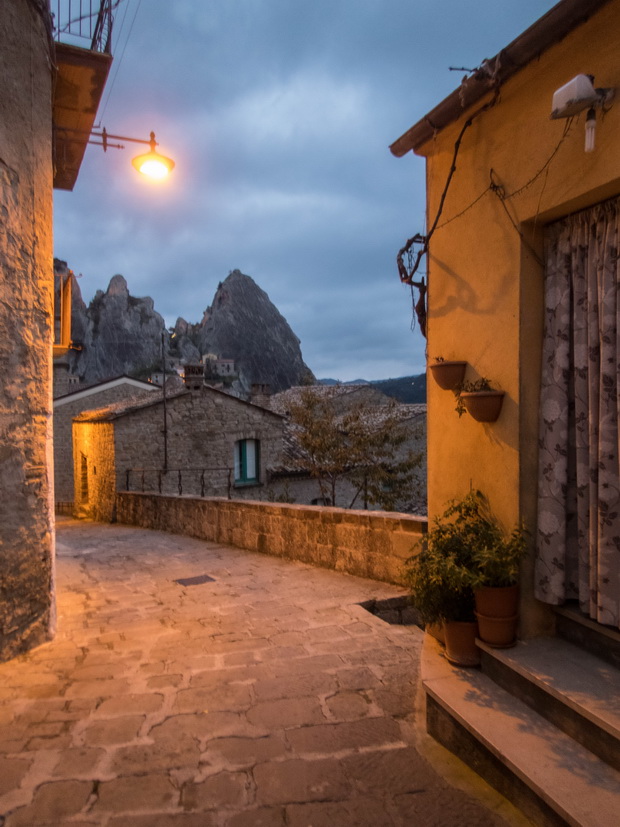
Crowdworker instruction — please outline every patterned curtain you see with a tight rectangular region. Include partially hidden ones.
[536,197,620,629]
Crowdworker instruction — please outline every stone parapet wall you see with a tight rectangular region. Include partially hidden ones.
[116,492,426,586]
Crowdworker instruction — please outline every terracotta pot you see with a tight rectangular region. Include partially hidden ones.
[442,620,480,666]
[429,361,467,390]
[474,584,519,618]
[475,612,518,648]
[461,390,505,422]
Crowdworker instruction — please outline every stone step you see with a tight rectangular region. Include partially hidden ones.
[478,637,620,772]
[555,604,620,670]
[422,636,620,827]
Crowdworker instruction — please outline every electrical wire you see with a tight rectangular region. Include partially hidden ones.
[98,0,143,122]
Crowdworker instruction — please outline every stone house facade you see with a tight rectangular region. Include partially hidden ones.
[53,376,158,509]
[72,385,285,522]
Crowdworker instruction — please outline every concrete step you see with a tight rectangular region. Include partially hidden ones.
[555,604,620,670]
[478,637,620,772]
[421,635,620,827]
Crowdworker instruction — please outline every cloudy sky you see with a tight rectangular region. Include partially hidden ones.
[53,0,557,381]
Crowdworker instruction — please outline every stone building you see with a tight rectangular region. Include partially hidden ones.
[0,1,56,661]
[53,376,158,510]
[72,385,285,522]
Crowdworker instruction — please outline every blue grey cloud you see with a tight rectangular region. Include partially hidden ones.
[54,0,557,381]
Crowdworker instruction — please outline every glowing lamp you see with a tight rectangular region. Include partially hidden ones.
[132,151,175,179]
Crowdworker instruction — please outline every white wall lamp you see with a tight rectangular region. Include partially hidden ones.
[550,74,614,152]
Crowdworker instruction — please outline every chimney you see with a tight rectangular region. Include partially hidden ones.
[183,363,204,392]
[250,383,271,408]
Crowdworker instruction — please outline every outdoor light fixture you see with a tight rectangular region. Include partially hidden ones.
[550,74,614,153]
[89,128,175,179]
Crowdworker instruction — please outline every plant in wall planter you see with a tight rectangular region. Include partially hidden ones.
[455,378,505,422]
[428,357,467,391]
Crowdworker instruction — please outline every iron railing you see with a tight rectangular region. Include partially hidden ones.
[124,468,234,500]
[53,0,115,53]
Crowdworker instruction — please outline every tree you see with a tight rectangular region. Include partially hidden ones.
[287,388,422,511]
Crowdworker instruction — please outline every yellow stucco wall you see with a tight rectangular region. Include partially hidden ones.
[416,2,620,634]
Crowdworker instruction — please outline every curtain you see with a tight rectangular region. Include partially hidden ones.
[536,197,620,629]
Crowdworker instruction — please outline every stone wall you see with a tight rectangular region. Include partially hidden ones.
[54,381,156,505]
[0,1,55,661]
[73,421,117,522]
[117,492,426,586]
[74,388,285,520]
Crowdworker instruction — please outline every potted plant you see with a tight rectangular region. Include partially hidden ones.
[465,494,528,647]
[406,497,481,666]
[455,378,505,422]
[407,491,528,654]
[429,357,467,391]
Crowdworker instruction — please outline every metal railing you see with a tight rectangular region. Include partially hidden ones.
[124,468,234,500]
[53,0,115,53]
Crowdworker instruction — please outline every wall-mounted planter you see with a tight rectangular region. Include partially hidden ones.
[429,360,467,390]
[460,390,505,422]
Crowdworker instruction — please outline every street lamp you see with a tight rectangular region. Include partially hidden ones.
[90,128,175,179]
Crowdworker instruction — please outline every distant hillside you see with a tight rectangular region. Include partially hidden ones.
[372,375,426,403]
[319,375,426,403]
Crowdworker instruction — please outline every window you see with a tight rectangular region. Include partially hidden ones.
[234,439,259,484]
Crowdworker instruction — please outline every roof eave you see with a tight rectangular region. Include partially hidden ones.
[389,0,613,157]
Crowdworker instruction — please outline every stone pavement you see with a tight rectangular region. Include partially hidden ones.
[0,519,518,826]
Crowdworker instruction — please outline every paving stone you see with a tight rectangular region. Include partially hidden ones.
[267,654,343,677]
[285,796,394,827]
[224,806,286,826]
[0,756,32,796]
[246,697,326,730]
[51,746,106,777]
[94,773,180,812]
[110,730,201,774]
[154,711,266,742]
[4,779,93,826]
[392,790,508,826]
[336,666,382,690]
[324,690,373,721]
[182,771,251,810]
[81,714,145,746]
[95,693,164,715]
[109,815,214,826]
[254,758,350,805]
[63,678,131,699]
[173,684,253,715]
[207,734,288,767]
[147,674,184,689]
[340,747,439,795]
[252,672,338,702]
[286,717,404,755]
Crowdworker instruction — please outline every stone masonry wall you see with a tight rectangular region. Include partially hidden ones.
[54,383,156,505]
[0,1,55,661]
[113,390,284,502]
[73,422,116,522]
[117,492,426,586]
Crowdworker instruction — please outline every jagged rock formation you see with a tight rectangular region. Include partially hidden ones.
[66,269,314,394]
[193,270,314,394]
[68,275,166,382]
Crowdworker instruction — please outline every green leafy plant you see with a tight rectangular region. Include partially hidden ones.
[454,377,493,416]
[405,491,528,623]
